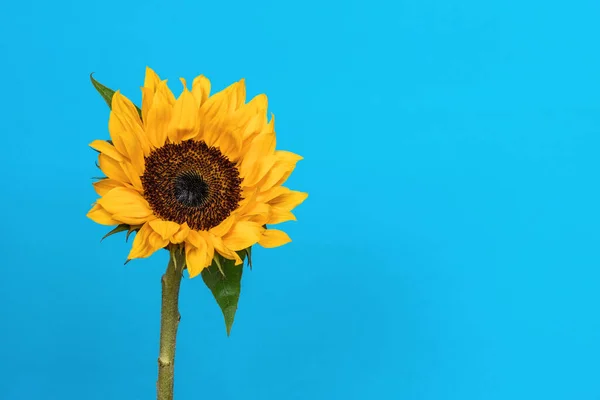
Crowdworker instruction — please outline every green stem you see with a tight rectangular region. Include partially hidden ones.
[157,246,185,400]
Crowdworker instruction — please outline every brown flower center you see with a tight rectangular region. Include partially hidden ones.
[141,140,242,230]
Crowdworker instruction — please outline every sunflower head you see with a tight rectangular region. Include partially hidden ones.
[88,67,307,278]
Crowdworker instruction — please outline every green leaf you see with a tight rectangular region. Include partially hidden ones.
[201,252,246,336]
[244,246,253,270]
[101,224,141,242]
[213,254,225,275]
[90,73,142,117]
[101,224,129,241]
[126,225,140,242]
[90,73,116,109]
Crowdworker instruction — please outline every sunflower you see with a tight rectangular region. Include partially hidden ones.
[87,67,307,277]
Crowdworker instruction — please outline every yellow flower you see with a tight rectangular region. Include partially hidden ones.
[87,67,307,278]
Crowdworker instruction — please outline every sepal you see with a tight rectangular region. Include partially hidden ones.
[101,224,142,242]
[90,73,142,117]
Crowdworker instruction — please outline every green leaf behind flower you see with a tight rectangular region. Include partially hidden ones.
[201,251,248,336]
[126,226,140,241]
[90,73,142,117]
[101,224,141,242]
[244,246,253,270]
[101,224,129,241]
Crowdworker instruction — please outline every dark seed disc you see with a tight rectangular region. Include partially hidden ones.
[141,140,242,231]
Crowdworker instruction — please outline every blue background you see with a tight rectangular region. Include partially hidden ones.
[1,0,599,399]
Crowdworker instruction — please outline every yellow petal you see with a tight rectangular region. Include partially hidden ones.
[258,229,291,248]
[186,229,214,276]
[120,161,143,192]
[89,140,124,162]
[213,130,242,161]
[144,66,161,90]
[242,154,277,188]
[112,90,143,127]
[199,230,215,266]
[233,78,246,111]
[97,187,154,225]
[191,74,211,108]
[248,213,269,226]
[211,234,243,265]
[268,189,308,211]
[112,91,152,156]
[234,94,268,141]
[218,79,246,114]
[236,194,270,225]
[197,94,229,140]
[171,222,190,244]
[187,230,216,268]
[128,223,165,259]
[256,186,287,203]
[185,241,211,278]
[196,80,245,139]
[128,223,153,259]
[199,125,219,148]
[148,231,169,252]
[239,131,276,180]
[258,150,303,191]
[141,67,163,124]
[108,92,139,146]
[234,189,267,217]
[106,113,127,157]
[198,90,227,121]
[145,81,173,148]
[186,229,207,249]
[93,179,128,196]
[141,69,161,120]
[222,221,264,251]
[239,202,270,224]
[109,93,145,173]
[160,79,177,105]
[98,154,131,184]
[267,208,297,224]
[167,80,199,143]
[243,112,274,147]
[87,204,119,225]
[257,186,306,205]
[140,87,155,127]
[209,214,237,237]
[149,220,181,241]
